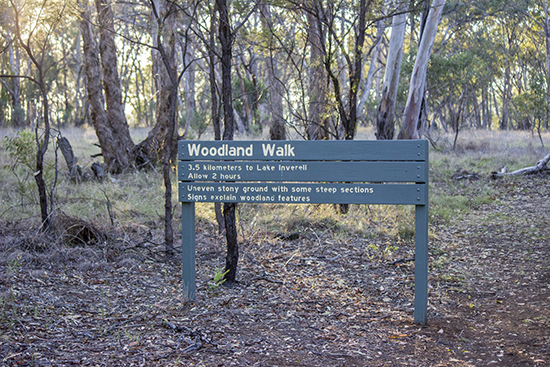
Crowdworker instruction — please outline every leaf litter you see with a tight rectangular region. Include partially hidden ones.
[0,176,549,366]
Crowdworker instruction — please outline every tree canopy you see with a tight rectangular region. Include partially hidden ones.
[0,0,549,140]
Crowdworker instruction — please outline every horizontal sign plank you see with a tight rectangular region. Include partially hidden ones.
[178,140,428,161]
[179,182,427,205]
[179,161,427,183]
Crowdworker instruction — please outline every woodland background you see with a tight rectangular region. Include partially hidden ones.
[1,0,550,365]
[2,0,550,249]
[1,0,549,144]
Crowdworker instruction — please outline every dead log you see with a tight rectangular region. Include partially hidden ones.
[492,150,550,178]
[58,136,83,180]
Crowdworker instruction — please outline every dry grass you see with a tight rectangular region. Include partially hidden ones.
[1,126,548,238]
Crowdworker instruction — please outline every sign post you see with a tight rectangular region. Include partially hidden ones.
[179,140,429,324]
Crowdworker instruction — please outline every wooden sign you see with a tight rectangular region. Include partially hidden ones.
[178,140,429,325]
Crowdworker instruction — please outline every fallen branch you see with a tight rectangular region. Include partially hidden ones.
[492,150,550,178]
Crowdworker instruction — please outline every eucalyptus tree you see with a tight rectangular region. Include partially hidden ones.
[148,0,195,256]
[95,0,134,155]
[254,3,312,139]
[80,0,135,174]
[399,0,445,139]
[522,0,550,130]
[301,0,389,141]
[215,0,240,281]
[304,3,330,140]
[357,0,390,124]
[194,0,260,281]
[376,0,408,140]
[135,0,180,167]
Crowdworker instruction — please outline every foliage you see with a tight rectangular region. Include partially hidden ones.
[3,129,36,171]
[2,130,39,206]
[511,74,549,130]
[208,268,230,289]
[2,129,60,217]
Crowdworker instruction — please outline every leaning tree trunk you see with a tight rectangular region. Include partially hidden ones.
[399,0,445,140]
[376,3,407,140]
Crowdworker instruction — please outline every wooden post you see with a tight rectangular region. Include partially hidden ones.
[181,202,196,300]
[414,203,428,324]
[414,142,429,324]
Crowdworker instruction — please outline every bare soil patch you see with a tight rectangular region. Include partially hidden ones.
[0,175,549,366]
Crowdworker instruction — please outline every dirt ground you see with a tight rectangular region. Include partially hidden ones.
[0,174,549,366]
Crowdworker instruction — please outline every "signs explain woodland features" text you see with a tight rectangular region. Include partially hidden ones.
[183,183,376,203]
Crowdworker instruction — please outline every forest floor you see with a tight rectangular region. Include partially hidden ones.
[1,171,549,366]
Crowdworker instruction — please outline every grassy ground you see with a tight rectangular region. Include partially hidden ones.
[1,127,547,240]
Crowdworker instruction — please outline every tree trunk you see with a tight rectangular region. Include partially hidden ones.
[80,3,123,172]
[209,2,221,142]
[7,40,24,127]
[95,0,135,172]
[306,9,329,140]
[217,0,239,283]
[399,0,445,140]
[35,82,51,229]
[376,4,407,140]
[246,55,262,132]
[11,1,52,229]
[73,29,87,127]
[183,38,196,139]
[452,87,467,150]
[147,0,180,258]
[357,0,389,120]
[542,0,550,129]
[500,64,511,130]
[208,2,225,234]
[236,66,250,131]
[344,0,367,141]
[260,4,286,140]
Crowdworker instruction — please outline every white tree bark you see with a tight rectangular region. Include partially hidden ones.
[376,1,407,140]
[357,0,391,118]
[399,0,445,139]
